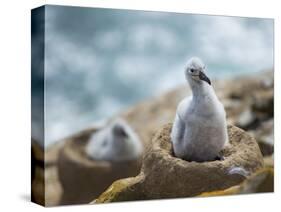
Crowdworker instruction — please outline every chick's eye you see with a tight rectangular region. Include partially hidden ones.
[190,68,195,73]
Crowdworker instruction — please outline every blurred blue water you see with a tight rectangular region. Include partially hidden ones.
[32,5,274,147]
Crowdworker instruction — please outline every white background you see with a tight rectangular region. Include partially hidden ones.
[0,0,279,211]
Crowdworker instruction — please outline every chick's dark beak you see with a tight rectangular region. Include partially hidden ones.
[199,70,211,85]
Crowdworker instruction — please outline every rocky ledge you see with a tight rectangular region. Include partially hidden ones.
[95,124,264,203]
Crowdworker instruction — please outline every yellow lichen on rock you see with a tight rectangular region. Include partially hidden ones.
[94,174,145,203]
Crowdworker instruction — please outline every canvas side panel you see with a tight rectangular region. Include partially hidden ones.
[31,5,46,207]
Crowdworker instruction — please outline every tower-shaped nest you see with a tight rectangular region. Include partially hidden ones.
[95,124,264,203]
[57,128,142,205]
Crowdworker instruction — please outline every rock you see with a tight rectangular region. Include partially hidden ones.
[263,155,274,168]
[31,140,63,206]
[261,77,274,89]
[236,108,257,129]
[95,124,264,203]
[91,174,145,204]
[251,90,273,118]
[224,71,273,101]
[220,71,273,125]
[57,128,142,205]
[251,119,274,156]
[198,168,273,196]
[257,138,274,157]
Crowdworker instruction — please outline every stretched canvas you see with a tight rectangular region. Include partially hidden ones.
[31,4,274,207]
